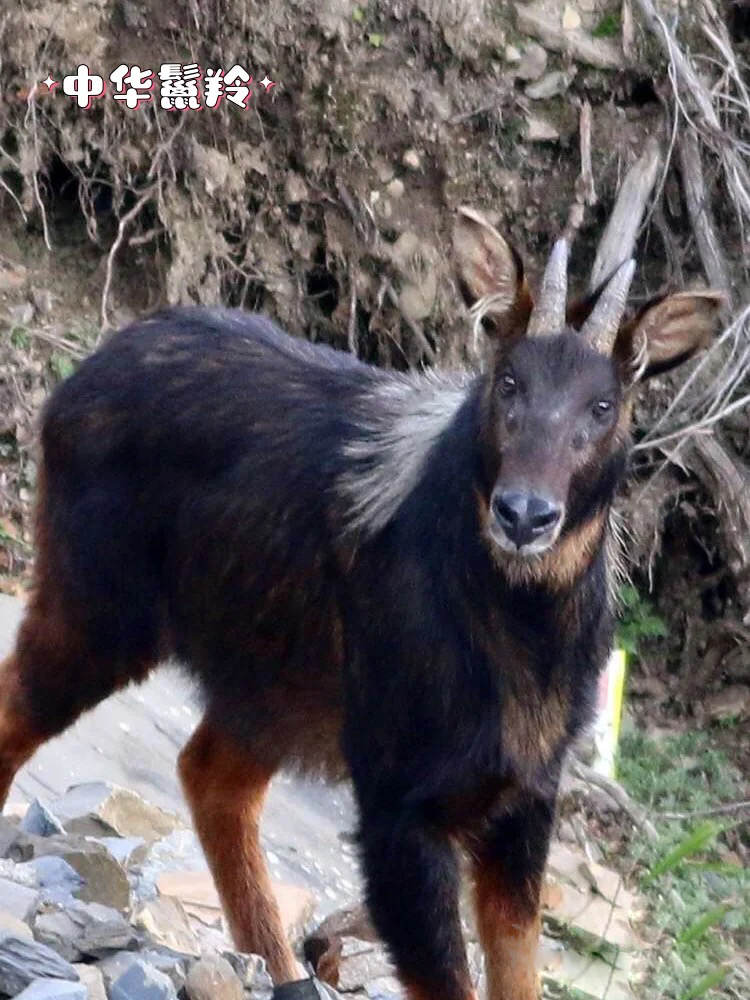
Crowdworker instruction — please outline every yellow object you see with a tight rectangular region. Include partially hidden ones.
[592,648,628,779]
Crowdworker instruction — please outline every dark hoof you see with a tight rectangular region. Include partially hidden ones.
[273,979,340,1000]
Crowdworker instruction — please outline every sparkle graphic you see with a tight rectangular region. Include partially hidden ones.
[42,75,58,91]
[259,75,276,92]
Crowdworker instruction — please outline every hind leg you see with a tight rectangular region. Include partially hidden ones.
[0,597,155,810]
[178,717,301,984]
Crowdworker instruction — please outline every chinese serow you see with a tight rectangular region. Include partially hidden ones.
[0,208,721,1000]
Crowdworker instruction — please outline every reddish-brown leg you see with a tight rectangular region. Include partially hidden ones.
[178,718,300,984]
[0,654,45,808]
[472,797,556,1000]
[0,592,155,812]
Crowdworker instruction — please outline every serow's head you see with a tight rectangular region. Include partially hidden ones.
[453,207,723,576]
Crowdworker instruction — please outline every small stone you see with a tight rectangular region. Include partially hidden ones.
[385,178,405,199]
[35,837,130,912]
[50,783,181,842]
[72,964,107,1000]
[0,910,34,940]
[515,1,625,70]
[185,956,244,1000]
[34,899,137,962]
[336,938,395,993]
[515,42,547,81]
[30,288,54,317]
[526,68,577,100]
[96,837,148,870]
[221,952,273,995]
[563,4,582,30]
[10,301,34,326]
[109,958,178,1000]
[20,801,66,839]
[0,819,35,864]
[137,950,193,991]
[0,932,79,996]
[284,174,309,204]
[504,43,522,62]
[526,115,560,142]
[0,876,39,922]
[134,896,200,957]
[15,980,86,1000]
[97,951,141,991]
[21,857,85,905]
[401,149,421,170]
[372,157,396,184]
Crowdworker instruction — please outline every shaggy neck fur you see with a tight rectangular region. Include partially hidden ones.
[339,368,627,596]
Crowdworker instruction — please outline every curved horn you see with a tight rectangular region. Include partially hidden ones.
[580,259,637,354]
[527,239,569,336]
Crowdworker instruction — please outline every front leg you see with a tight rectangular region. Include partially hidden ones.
[355,791,475,1000]
[471,795,556,1000]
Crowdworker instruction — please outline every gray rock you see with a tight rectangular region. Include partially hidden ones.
[0,876,39,922]
[0,818,35,863]
[34,837,130,912]
[109,958,178,1000]
[72,963,107,1000]
[20,801,66,838]
[0,932,79,996]
[221,952,273,995]
[185,957,243,1000]
[133,897,199,956]
[20,857,84,905]
[9,301,34,326]
[99,950,191,993]
[35,898,137,961]
[15,980,87,1000]
[514,41,547,81]
[137,950,192,991]
[50,784,182,843]
[0,910,34,940]
[526,68,577,100]
[526,114,561,142]
[96,837,148,870]
[515,1,626,70]
[335,938,395,993]
[97,950,141,990]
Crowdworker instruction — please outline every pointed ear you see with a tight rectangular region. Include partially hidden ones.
[613,291,725,380]
[452,206,532,339]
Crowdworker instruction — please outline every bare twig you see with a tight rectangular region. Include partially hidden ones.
[100,185,157,332]
[23,84,52,251]
[658,799,750,821]
[25,328,87,359]
[570,759,660,843]
[563,102,597,245]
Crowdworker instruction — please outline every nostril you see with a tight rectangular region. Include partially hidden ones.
[528,498,561,534]
[492,492,524,528]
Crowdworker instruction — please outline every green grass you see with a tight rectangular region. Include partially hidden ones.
[593,12,621,39]
[617,728,748,999]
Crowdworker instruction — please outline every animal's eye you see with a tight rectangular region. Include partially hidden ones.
[592,399,614,420]
[500,373,517,397]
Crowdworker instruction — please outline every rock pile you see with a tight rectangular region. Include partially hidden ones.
[1,782,641,1000]
[0,784,287,1000]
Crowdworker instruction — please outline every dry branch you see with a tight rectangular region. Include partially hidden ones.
[678,129,732,310]
[690,435,750,623]
[570,759,660,843]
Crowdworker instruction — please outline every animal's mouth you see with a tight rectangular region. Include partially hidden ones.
[487,519,563,558]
